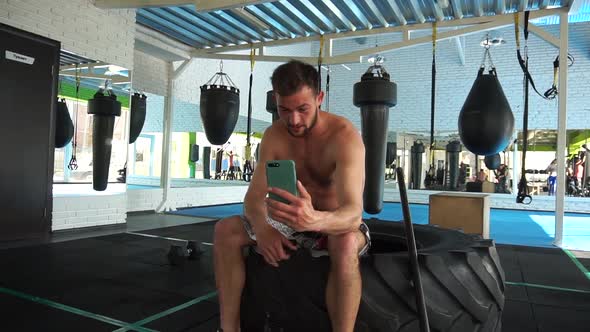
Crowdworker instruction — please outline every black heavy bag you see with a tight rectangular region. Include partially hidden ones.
[353,63,397,214]
[386,142,397,166]
[55,98,74,148]
[128,93,147,144]
[458,68,514,156]
[445,141,462,190]
[266,90,279,122]
[200,70,240,145]
[88,89,122,191]
[485,153,501,170]
[203,146,211,179]
[190,144,199,162]
[410,142,424,190]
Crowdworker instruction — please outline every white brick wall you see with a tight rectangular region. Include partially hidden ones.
[127,186,247,212]
[52,194,127,231]
[0,0,136,69]
[133,50,169,96]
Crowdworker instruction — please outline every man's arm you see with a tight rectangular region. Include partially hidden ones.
[243,129,275,234]
[314,128,365,235]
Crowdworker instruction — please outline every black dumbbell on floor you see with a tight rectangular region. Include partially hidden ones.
[167,241,204,266]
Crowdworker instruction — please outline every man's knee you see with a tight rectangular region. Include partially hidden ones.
[214,216,249,247]
[327,231,364,266]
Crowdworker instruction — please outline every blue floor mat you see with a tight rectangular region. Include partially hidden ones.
[170,202,590,251]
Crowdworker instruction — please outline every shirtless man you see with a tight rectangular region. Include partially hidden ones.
[213,60,369,332]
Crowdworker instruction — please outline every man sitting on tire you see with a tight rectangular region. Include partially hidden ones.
[213,60,370,332]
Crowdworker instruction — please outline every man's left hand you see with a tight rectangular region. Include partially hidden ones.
[266,181,322,232]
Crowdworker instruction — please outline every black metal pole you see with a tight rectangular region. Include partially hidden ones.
[396,167,430,332]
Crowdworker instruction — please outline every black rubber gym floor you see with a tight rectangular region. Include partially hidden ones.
[0,218,588,331]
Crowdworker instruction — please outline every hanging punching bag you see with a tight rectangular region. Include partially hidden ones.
[203,146,211,179]
[410,142,425,190]
[200,70,240,145]
[266,90,279,122]
[129,93,147,144]
[353,61,397,214]
[484,153,501,170]
[55,98,74,148]
[459,68,514,156]
[88,89,122,191]
[445,141,462,190]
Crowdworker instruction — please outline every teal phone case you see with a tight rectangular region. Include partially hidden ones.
[266,160,298,204]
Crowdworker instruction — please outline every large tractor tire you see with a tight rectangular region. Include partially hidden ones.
[241,219,505,332]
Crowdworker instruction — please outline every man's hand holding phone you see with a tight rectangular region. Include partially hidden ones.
[266,181,322,233]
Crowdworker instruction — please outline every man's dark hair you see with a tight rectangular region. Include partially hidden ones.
[271,60,319,96]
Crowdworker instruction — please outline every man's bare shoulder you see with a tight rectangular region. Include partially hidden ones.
[325,112,362,143]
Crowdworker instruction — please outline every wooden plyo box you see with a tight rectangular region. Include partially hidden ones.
[429,192,490,238]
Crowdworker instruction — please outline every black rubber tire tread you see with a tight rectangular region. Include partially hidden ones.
[240,220,505,332]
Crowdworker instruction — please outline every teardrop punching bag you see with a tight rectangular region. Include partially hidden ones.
[459,67,514,156]
[410,142,425,190]
[266,90,279,122]
[484,153,501,170]
[200,70,240,145]
[129,93,147,144]
[88,89,122,191]
[55,98,74,148]
[353,62,397,214]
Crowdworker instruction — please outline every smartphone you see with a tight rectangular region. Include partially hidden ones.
[266,160,298,204]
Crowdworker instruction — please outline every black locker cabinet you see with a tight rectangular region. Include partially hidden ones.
[0,23,60,241]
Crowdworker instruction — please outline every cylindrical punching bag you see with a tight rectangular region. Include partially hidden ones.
[353,64,397,214]
[203,146,211,179]
[55,98,74,148]
[190,144,199,162]
[129,93,147,144]
[410,142,425,190]
[200,72,240,145]
[266,90,279,122]
[88,90,122,191]
[458,68,514,156]
[445,141,462,190]
[484,153,501,170]
[386,142,397,166]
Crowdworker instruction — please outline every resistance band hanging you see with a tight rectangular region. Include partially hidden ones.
[425,22,437,188]
[243,47,256,182]
[514,12,574,101]
[515,13,532,204]
[325,65,330,112]
[317,35,324,95]
[68,64,80,171]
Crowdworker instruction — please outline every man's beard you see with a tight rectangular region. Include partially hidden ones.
[287,107,318,137]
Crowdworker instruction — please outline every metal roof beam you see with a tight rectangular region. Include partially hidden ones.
[148,8,228,45]
[569,0,583,14]
[386,0,407,25]
[432,1,446,21]
[365,0,389,28]
[194,0,278,12]
[474,0,484,17]
[140,10,214,46]
[495,0,506,15]
[247,6,294,38]
[198,7,566,53]
[299,0,339,32]
[94,0,191,9]
[278,0,323,34]
[262,2,308,36]
[321,0,357,31]
[518,0,529,12]
[168,7,244,44]
[451,0,463,19]
[342,0,373,29]
[222,9,274,40]
[409,0,426,24]
[539,0,550,9]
